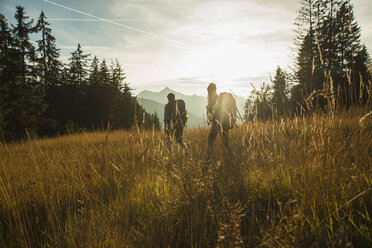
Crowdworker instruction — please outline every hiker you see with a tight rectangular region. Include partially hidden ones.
[206,83,237,158]
[164,92,188,154]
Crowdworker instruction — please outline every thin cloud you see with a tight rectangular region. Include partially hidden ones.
[48,18,162,22]
[43,0,190,47]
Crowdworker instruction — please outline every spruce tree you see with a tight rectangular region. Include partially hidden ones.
[292,0,318,104]
[68,43,90,86]
[8,6,46,139]
[272,66,288,116]
[110,59,126,88]
[0,15,13,134]
[12,6,38,84]
[67,43,90,129]
[119,83,136,129]
[88,56,100,86]
[244,83,272,121]
[335,1,369,105]
[291,0,370,109]
[36,11,61,86]
[108,59,125,128]
[86,57,106,128]
[98,59,109,85]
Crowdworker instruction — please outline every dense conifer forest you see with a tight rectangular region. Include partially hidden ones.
[0,6,160,141]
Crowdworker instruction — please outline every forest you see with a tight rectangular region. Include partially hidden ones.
[0,7,160,142]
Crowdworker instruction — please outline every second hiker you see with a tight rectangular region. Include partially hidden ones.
[206,83,237,158]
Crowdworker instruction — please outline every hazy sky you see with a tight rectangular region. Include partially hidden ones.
[1,0,371,96]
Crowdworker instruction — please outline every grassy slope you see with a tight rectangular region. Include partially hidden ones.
[0,110,371,247]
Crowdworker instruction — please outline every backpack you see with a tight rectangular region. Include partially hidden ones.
[213,92,237,129]
[168,99,188,127]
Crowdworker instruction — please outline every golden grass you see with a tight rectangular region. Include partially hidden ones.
[0,110,371,247]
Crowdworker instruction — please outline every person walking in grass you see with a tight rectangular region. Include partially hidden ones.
[164,92,188,155]
[206,83,237,159]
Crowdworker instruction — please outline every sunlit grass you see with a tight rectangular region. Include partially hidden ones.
[0,109,371,247]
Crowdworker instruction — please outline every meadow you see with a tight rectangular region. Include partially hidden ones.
[0,109,371,247]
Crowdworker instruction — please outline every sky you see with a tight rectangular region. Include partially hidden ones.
[1,0,372,97]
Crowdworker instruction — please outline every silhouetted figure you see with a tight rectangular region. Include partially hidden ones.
[206,83,237,159]
[164,93,188,155]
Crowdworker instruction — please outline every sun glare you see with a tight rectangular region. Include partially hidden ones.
[179,41,269,86]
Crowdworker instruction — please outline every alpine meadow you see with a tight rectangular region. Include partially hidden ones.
[0,0,372,247]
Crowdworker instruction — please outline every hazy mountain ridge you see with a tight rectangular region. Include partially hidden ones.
[137,98,205,127]
[137,87,246,127]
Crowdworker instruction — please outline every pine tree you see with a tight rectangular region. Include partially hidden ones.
[244,83,272,121]
[98,59,109,85]
[108,59,126,127]
[7,6,46,139]
[116,83,136,129]
[335,1,368,105]
[110,59,126,88]
[36,11,61,86]
[12,6,38,84]
[86,57,106,128]
[67,43,90,128]
[292,0,318,104]
[292,34,312,108]
[291,0,370,109]
[68,43,90,86]
[272,66,288,117]
[0,15,13,134]
[88,56,100,85]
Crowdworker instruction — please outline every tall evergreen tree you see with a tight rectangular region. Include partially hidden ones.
[291,34,313,109]
[244,83,272,121]
[34,11,64,135]
[335,1,369,105]
[272,66,288,116]
[114,83,136,129]
[7,6,46,139]
[66,43,90,127]
[0,15,14,134]
[68,43,90,86]
[108,59,125,127]
[292,0,318,104]
[291,0,370,109]
[98,59,109,85]
[36,11,61,86]
[88,56,100,86]
[86,56,100,128]
[12,6,38,84]
[86,57,108,129]
[98,59,111,126]
[110,59,126,88]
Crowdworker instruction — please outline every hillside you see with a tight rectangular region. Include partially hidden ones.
[0,110,371,247]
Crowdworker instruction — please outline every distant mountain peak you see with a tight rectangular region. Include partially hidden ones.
[160,86,173,93]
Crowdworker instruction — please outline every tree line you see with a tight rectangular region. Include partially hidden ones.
[244,0,371,121]
[0,6,160,141]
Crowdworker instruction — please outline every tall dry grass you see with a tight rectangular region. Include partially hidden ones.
[0,108,371,247]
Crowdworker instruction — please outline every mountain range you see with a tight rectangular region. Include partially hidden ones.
[136,87,246,128]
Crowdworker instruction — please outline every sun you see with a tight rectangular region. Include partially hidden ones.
[179,41,270,85]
